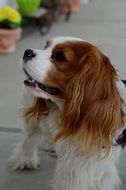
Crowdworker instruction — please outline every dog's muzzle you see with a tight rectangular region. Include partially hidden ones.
[23,49,61,96]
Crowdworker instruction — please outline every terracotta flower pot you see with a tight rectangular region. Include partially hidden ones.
[0,27,22,54]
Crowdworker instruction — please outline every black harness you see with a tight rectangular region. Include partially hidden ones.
[116,80,126,148]
[121,80,126,86]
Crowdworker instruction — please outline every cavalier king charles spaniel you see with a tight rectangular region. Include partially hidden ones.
[10,37,126,190]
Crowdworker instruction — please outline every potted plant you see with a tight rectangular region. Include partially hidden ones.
[0,5,22,53]
[16,0,41,15]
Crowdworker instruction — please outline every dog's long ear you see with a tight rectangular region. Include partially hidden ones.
[23,98,49,122]
[56,47,124,157]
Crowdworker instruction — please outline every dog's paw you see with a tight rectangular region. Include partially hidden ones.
[9,145,40,170]
[12,156,40,170]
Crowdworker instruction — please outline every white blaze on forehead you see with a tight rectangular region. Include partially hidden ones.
[50,36,85,47]
[44,36,85,56]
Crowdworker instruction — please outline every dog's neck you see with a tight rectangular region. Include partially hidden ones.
[46,98,64,111]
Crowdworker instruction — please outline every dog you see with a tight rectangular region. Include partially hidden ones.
[10,37,126,190]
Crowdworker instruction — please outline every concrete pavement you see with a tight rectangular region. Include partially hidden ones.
[0,132,56,190]
[0,0,126,189]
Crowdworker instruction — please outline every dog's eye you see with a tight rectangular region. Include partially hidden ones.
[52,51,66,62]
[55,51,66,61]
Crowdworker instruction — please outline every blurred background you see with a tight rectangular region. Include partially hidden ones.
[0,0,126,190]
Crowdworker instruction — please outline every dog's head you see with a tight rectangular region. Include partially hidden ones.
[22,37,86,100]
[22,37,124,157]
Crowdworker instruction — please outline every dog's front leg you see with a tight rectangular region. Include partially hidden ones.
[9,119,42,170]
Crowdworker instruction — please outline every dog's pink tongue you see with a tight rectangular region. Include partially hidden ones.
[34,83,42,92]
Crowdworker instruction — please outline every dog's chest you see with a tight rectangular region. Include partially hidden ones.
[39,102,60,139]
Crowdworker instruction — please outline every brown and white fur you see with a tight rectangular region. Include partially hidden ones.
[10,37,126,190]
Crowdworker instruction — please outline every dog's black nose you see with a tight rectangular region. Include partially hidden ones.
[23,49,36,62]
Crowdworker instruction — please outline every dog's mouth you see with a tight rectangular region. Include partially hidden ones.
[23,69,61,96]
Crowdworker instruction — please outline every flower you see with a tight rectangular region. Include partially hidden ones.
[0,9,5,21]
[0,5,22,29]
